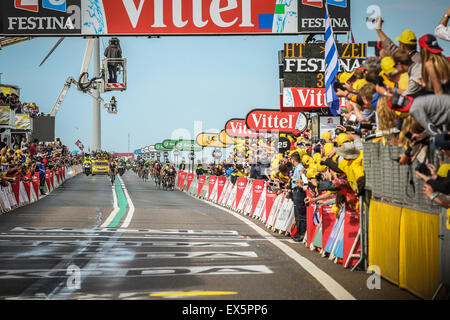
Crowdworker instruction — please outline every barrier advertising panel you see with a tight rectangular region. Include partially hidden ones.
[197,175,206,197]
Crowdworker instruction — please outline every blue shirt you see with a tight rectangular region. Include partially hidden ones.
[291,163,304,189]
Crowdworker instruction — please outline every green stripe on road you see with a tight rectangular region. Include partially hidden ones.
[107,177,128,228]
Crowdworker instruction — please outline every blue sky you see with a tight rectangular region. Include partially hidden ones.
[1,0,449,156]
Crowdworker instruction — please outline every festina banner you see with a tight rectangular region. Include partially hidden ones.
[251,179,265,216]
[216,176,227,202]
[298,0,351,34]
[225,118,265,138]
[282,88,346,111]
[282,42,366,74]
[245,109,308,133]
[197,175,206,197]
[1,0,82,35]
[234,177,247,210]
[1,0,299,36]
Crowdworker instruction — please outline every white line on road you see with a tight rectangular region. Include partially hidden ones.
[0,234,250,241]
[119,175,135,228]
[99,183,119,228]
[10,227,239,235]
[195,197,357,300]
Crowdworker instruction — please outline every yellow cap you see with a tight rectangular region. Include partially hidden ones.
[313,153,322,163]
[353,78,367,91]
[395,29,417,45]
[336,133,350,146]
[324,143,334,157]
[306,167,318,179]
[302,155,314,166]
[321,131,332,141]
[380,56,398,75]
[338,71,355,84]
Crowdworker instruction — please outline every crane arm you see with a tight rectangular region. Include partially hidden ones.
[50,76,104,116]
[50,77,76,116]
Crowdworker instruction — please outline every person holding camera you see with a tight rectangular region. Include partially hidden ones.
[104,37,122,83]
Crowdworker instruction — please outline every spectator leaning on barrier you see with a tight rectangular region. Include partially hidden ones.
[408,94,450,141]
[417,132,450,209]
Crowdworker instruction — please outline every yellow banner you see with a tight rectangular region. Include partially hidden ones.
[0,86,18,95]
[0,106,11,126]
[15,114,31,130]
[196,132,230,148]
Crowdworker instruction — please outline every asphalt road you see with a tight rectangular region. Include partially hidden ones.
[0,171,416,300]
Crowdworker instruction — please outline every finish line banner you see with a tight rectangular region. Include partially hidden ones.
[1,0,299,36]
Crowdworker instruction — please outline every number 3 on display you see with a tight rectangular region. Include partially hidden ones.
[316,73,324,88]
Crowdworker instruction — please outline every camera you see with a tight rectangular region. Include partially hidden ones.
[416,162,431,177]
[333,81,346,91]
[317,180,338,192]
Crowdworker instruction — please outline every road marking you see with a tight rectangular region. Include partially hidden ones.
[99,180,120,228]
[150,291,238,298]
[106,177,128,228]
[0,239,251,247]
[0,265,272,279]
[0,251,258,260]
[0,233,249,240]
[195,197,357,300]
[119,175,135,228]
[10,227,239,235]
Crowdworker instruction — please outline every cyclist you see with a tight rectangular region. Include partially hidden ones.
[109,157,118,185]
[142,159,151,181]
[162,161,176,190]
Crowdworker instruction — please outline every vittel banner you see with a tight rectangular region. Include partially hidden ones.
[225,118,265,138]
[282,88,346,111]
[85,0,298,35]
[245,109,308,133]
[1,0,82,35]
[2,0,299,36]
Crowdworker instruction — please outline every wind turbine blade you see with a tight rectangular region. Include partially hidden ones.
[39,37,65,67]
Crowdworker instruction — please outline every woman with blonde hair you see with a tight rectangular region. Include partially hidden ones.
[419,34,450,94]
[377,96,398,131]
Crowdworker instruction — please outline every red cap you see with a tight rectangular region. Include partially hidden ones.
[419,34,443,54]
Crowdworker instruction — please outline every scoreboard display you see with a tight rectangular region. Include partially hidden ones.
[281,42,366,88]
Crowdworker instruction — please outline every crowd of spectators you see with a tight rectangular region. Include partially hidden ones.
[195,9,450,242]
[0,136,82,195]
[0,91,51,117]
